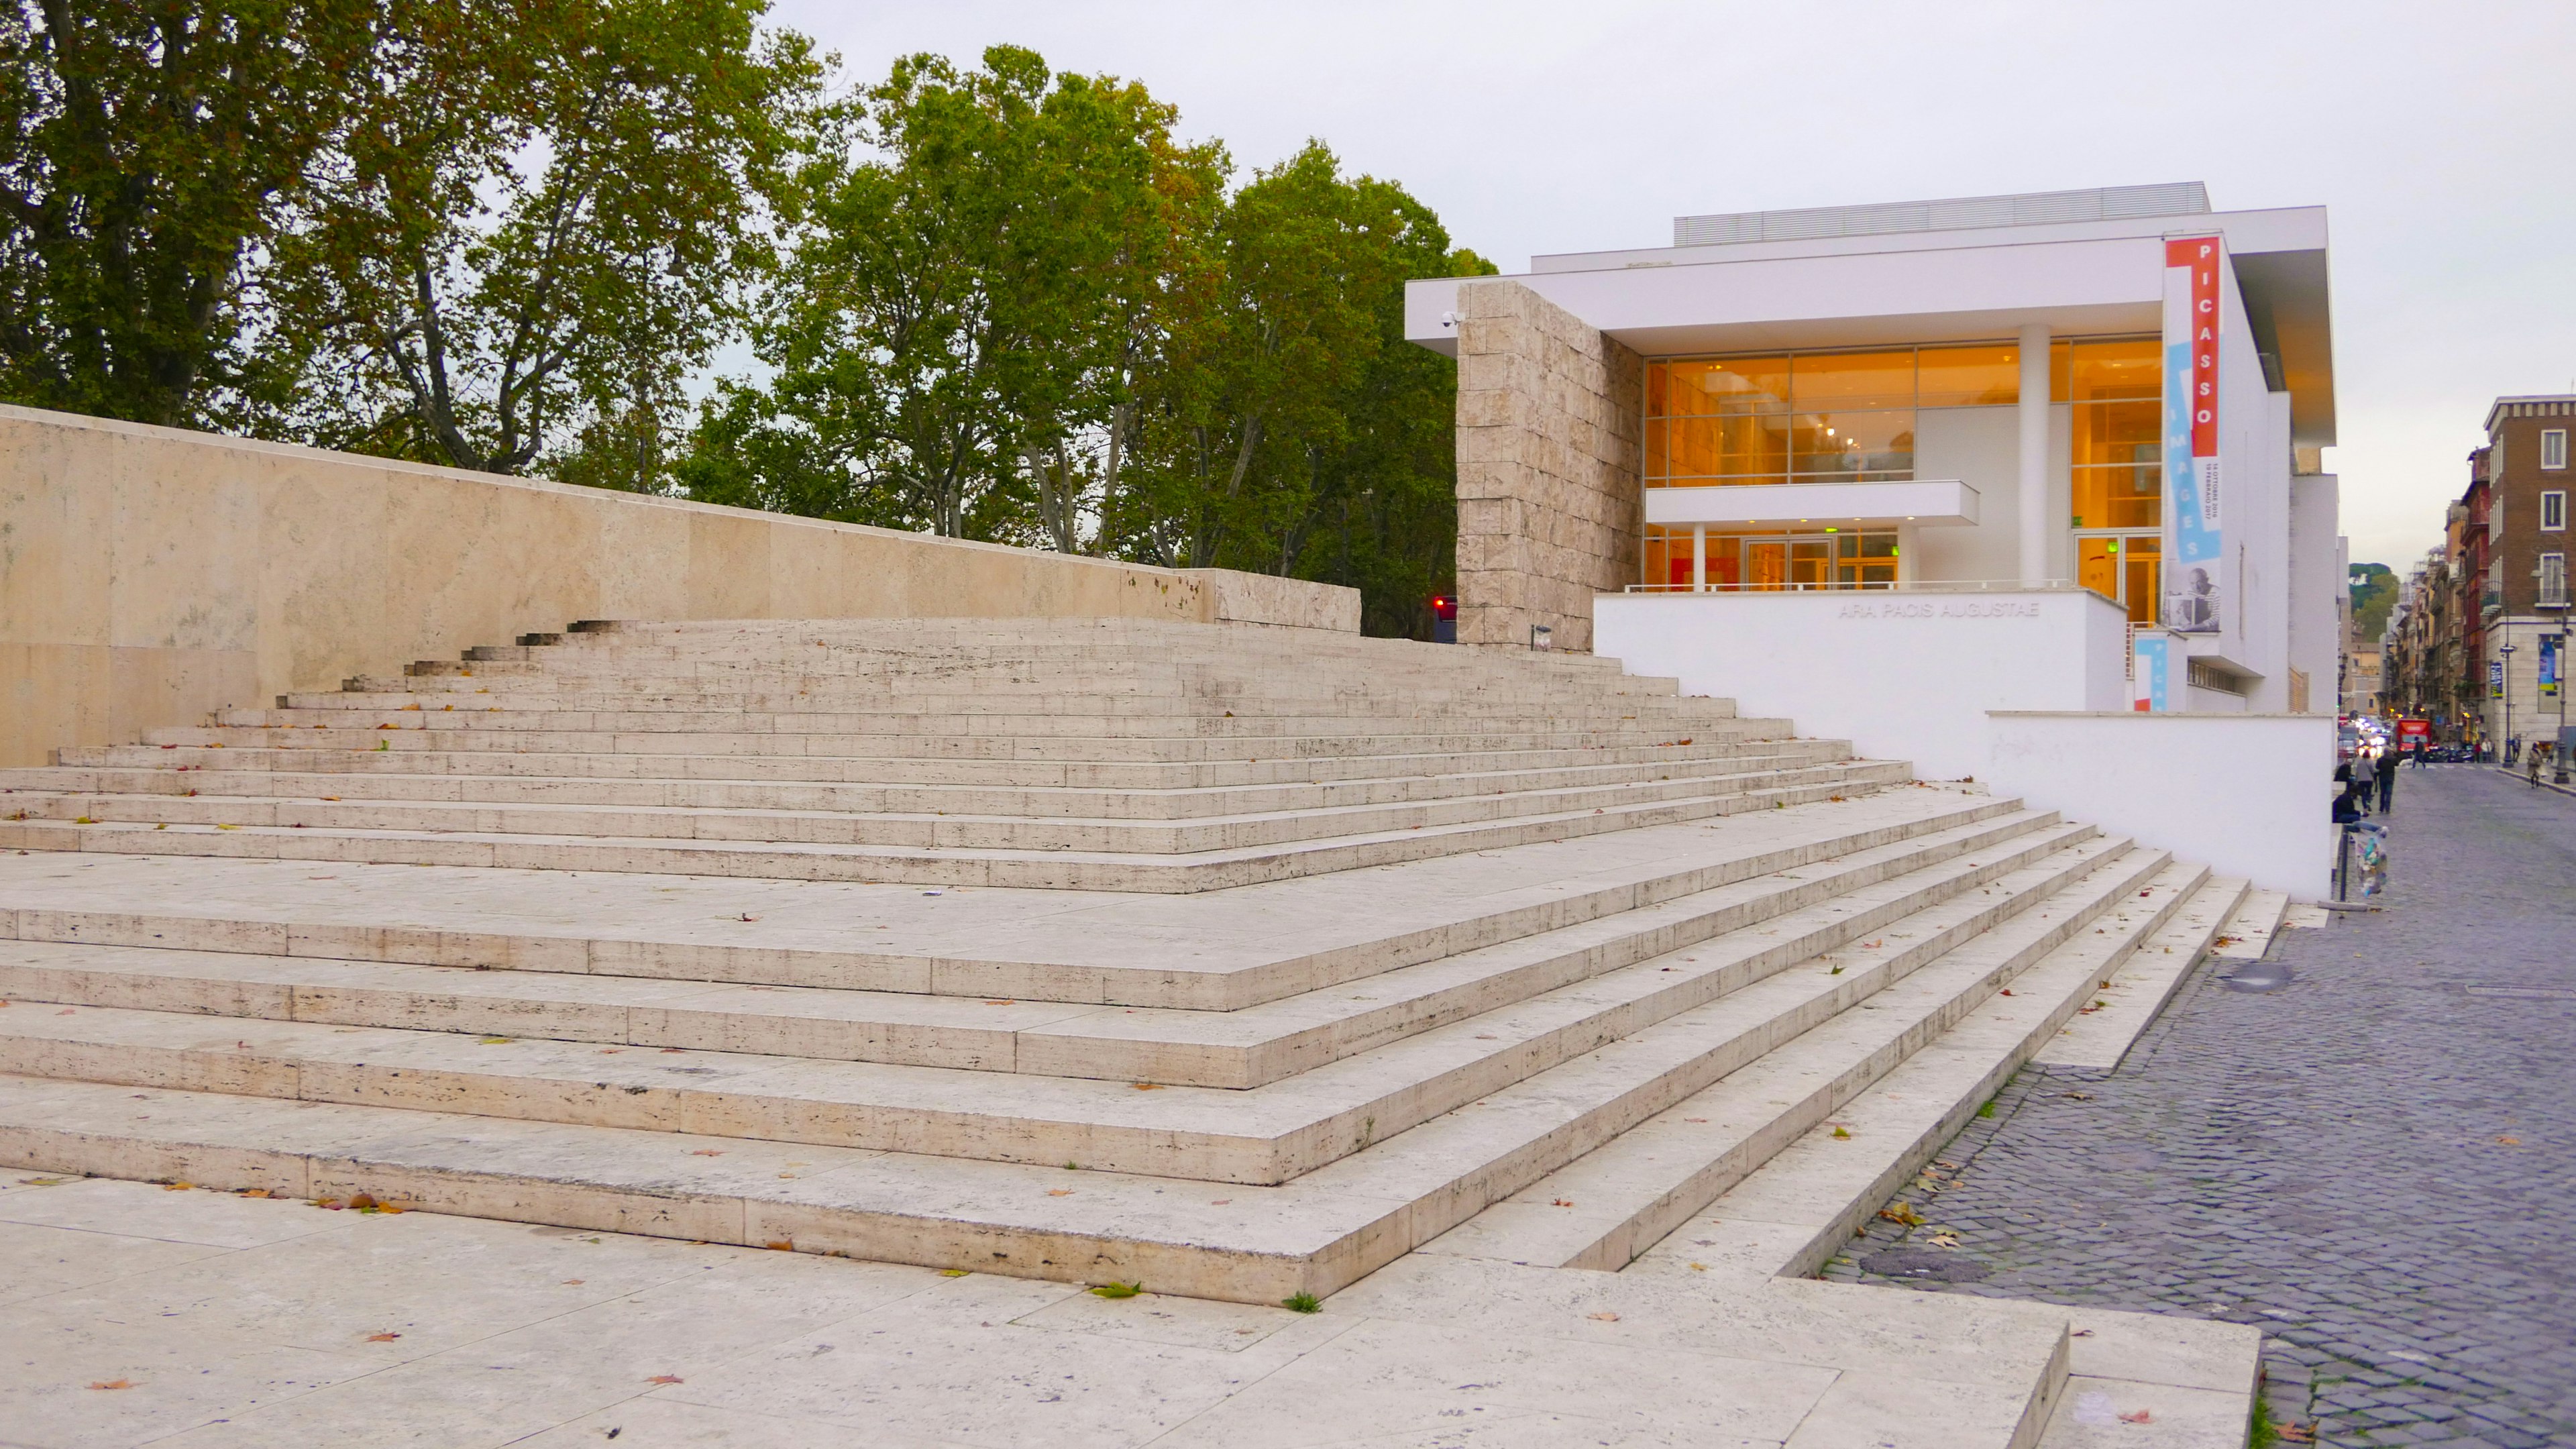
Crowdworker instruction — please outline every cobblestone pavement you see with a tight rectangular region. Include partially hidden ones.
[1827,765,2576,1447]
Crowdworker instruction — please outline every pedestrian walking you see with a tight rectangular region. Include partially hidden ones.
[2351,749,2377,816]
[2376,747,2396,812]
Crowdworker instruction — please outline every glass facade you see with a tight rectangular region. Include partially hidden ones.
[1642,336,2160,603]
[1641,529,1898,591]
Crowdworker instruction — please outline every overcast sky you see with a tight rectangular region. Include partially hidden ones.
[772,0,2576,570]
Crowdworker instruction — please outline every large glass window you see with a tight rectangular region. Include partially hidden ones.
[1642,527,1897,591]
[2061,337,2161,531]
[1647,347,1954,486]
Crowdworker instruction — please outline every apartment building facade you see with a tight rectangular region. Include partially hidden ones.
[2473,396,2575,748]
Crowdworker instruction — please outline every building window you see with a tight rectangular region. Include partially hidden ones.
[1648,350,1920,487]
[2544,428,2569,471]
[2543,553,2569,608]
[1640,527,1897,590]
[2544,490,2567,532]
[2075,533,2162,624]
[2061,337,2163,531]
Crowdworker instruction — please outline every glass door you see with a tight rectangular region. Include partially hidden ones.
[1745,539,1789,590]
[2076,533,2161,623]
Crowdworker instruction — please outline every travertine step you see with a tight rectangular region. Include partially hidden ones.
[6,743,1852,818]
[1627,873,2249,1293]
[1430,859,2206,1274]
[0,812,2091,1088]
[0,790,2019,1008]
[0,834,2145,1185]
[48,735,1811,788]
[0,755,1895,854]
[0,837,2168,1304]
[0,760,1907,892]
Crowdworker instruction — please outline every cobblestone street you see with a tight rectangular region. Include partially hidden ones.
[1829,766,2576,1446]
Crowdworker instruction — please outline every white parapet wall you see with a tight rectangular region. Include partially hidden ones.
[1592,588,2131,782]
[1985,712,2338,898]
[0,405,1357,767]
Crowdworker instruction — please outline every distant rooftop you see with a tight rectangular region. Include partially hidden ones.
[1672,182,2211,249]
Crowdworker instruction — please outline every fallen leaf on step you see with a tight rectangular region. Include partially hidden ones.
[646,1375,684,1385]
[2276,1424,2315,1443]
[1586,1311,1619,1322]
[1132,1083,1163,1091]
[2000,989,2012,996]
[1684,1118,1707,1124]
[2119,1410,2153,1424]
[690,1149,724,1157]
[938,1269,969,1277]
[1047,1188,1074,1196]
[1688,1262,1707,1271]
[87,1379,133,1390]
[2070,1328,2094,1337]
[1552,1198,1575,1208]
[983,1000,1016,1006]
[365,1332,401,1342]
[2497,1136,2522,1146]
[563,1279,584,1285]
[162,1182,191,1191]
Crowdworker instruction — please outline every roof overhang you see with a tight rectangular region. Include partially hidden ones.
[1407,204,2334,449]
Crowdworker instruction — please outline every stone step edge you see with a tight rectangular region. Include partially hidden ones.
[2031,877,2249,1071]
[0,845,2158,1308]
[0,757,1893,844]
[1423,853,2196,1277]
[1623,861,2240,1291]
[0,834,2133,1187]
[0,768,1917,896]
[1,746,1845,815]
[0,814,2092,1093]
[0,796,2033,1008]
[0,814,2092,1091]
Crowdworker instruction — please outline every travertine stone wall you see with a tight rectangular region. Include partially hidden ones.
[0,405,1355,767]
[1453,279,1644,651]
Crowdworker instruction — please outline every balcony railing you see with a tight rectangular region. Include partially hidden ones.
[1623,577,2079,595]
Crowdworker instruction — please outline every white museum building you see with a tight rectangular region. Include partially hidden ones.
[1406,183,2345,894]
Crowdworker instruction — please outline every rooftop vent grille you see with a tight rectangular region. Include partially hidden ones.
[1672,182,2210,248]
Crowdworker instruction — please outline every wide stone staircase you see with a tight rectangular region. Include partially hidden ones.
[0,617,2258,1441]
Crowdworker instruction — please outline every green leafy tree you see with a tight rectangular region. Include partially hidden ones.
[1106,143,1487,633]
[691,46,1191,539]
[271,0,820,484]
[0,0,384,426]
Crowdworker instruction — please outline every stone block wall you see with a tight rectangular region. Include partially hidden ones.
[1453,280,1644,651]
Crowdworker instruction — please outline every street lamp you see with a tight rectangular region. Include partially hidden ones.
[2499,641,2518,767]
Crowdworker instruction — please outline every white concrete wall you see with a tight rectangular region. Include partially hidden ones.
[1593,588,2130,782]
[1985,712,2339,898]
[2288,473,2343,712]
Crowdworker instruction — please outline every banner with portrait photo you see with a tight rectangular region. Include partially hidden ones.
[2161,236,2224,634]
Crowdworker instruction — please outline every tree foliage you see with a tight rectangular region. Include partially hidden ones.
[0,0,382,425]
[270,0,820,482]
[686,46,1487,634]
[2,19,1479,637]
